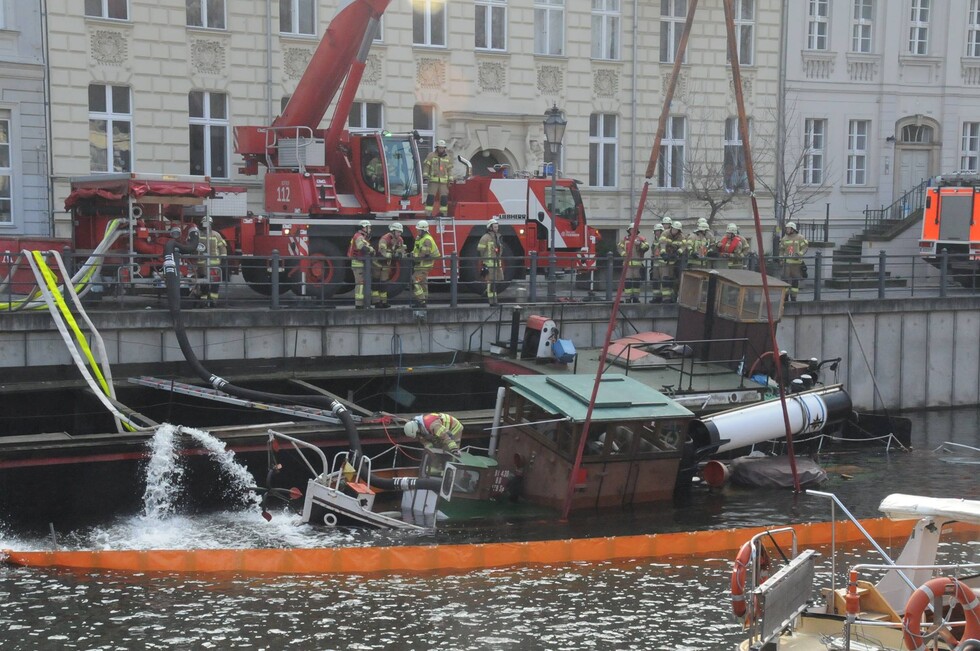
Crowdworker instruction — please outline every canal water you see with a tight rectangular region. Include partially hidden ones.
[1,408,978,650]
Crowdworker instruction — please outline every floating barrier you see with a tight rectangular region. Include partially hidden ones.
[1,517,935,576]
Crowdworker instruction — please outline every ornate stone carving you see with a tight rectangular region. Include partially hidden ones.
[417,58,446,89]
[191,40,225,75]
[594,69,618,97]
[284,48,313,79]
[363,54,383,84]
[537,65,563,94]
[729,72,754,102]
[478,62,506,93]
[90,30,127,66]
[662,69,688,101]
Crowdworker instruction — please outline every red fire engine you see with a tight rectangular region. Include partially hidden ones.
[919,173,980,273]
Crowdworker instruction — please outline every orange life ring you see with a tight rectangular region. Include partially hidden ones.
[902,576,980,651]
[730,541,772,621]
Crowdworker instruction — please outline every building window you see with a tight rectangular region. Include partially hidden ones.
[657,116,686,189]
[414,0,446,47]
[803,118,826,185]
[660,0,687,64]
[0,112,10,224]
[414,104,436,163]
[349,101,384,132]
[280,0,314,36]
[806,0,829,51]
[846,120,869,186]
[534,0,564,56]
[851,0,873,53]
[962,122,980,173]
[968,0,980,57]
[189,91,228,178]
[476,0,507,51]
[908,0,929,55]
[589,114,618,187]
[85,0,128,20]
[731,0,755,65]
[89,84,132,173]
[592,0,620,60]
[187,0,225,29]
[724,118,748,192]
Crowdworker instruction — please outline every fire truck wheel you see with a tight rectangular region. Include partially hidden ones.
[459,238,517,296]
[294,240,348,298]
[241,260,292,296]
[384,257,412,299]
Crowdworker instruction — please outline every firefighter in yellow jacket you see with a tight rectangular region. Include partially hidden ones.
[411,219,439,307]
[617,225,649,303]
[779,222,809,302]
[193,215,227,307]
[348,220,374,309]
[422,139,453,218]
[404,412,463,473]
[372,222,406,308]
[478,218,504,305]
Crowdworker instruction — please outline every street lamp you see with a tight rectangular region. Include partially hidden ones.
[543,104,567,302]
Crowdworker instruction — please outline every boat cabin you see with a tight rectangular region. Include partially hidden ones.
[676,269,789,366]
[495,374,694,511]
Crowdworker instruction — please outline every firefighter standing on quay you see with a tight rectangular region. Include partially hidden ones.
[648,222,666,303]
[423,139,453,218]
[348,220,374,309]
[372,222,406,309]
[411,219,439,308]
[193,215,227,307]
[687,219,714,269]
[478,218,504,305]
[659,220,686,303]
[617,225,649,303]
[717,223,750,269]
[779,221,809,302]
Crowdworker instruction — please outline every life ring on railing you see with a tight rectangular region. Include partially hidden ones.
[730,541,772,621]
[902,577,980,651]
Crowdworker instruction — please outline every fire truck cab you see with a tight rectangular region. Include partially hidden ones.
[920,172,980,262]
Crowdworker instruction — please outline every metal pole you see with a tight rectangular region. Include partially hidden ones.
[450,253,458,307]
[548,145,559,302]
[270,249,279,310]
[813,249,822,302]
[529,251,538,302]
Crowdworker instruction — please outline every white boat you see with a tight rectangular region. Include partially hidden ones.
[734,491,980,651]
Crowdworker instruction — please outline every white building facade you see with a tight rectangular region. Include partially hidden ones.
[783,0,980,239]
[40,0,780,245]
[0,0,49,236]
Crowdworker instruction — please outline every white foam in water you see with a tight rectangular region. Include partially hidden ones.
[141,423,184,519]
[181,426,263,509]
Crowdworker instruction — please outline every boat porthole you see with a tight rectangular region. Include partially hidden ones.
[729,393,739,403]
[323,512,338,527]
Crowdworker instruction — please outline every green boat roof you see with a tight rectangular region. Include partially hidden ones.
[503,374,693,422]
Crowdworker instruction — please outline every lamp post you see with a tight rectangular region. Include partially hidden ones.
[543,104,567,302]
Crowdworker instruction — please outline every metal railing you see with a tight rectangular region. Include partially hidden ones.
[5,246,980,312]
[864,178,929,231]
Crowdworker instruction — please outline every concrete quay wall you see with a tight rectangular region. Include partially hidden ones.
[1,298,977,412]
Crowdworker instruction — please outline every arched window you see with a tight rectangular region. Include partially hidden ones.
[901,124,934,144]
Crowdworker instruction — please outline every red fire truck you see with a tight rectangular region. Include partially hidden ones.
[919,173,980,274]
[3,0,594,300]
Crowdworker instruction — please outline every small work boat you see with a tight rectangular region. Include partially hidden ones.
[732,492,980,651]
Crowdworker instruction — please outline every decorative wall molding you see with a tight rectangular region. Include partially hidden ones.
[363,54,382,85]
[283,48,312,79]
[593,69,618,98]
[801,51,836,79]
[846,53,880,82]
[537,65,563,94]
[417,58,446,89]
[477,61,506,93]
[961,58,980,85]
[90,30,127,66]
[190,40,225,75]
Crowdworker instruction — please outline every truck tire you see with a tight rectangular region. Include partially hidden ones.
[459,238,517,296]
[241,260,292,296]
[293,240,346,298]
[383,257,411,299]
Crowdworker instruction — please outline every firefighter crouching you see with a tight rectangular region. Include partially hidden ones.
[648,222,666,303]
[192,215,227,307]
[659,220,686,303]
[478,218,504,305]
[372,222,406,309]
[411,219,439,308]
[617,225,649,303]
[717,223,750,269]
[423,139,452,218]
[779,221,809,302]
[348,220,374,309]
[404,412,463,474]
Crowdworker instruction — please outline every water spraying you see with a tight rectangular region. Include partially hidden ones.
[141,423,184,519]
[182,426,262,510]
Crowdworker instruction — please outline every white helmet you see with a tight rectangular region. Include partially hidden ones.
[786,222,797,232]
[404,419,421,439]
[417,220,429,231]
[697,218,709,227]
[672,220,683,230]
[653,222,664,232]
[727,223,738,234]
[390,222,403,233]
[488,218,499,227]
[437,139,447,147]
[202,215,213,227]
[359,219,371,229]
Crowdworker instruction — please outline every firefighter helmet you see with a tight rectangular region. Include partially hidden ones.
[437,139,447,147]
[653,222,664,231]
[488,218,499,227]
[672,220,683,230]
[626,225,636,233]
[727,223,738,234]
[786,222,797,232]
[390,222,403,233]
[202,215,213,227]
[417,220,429,231]
[661,216,673,225]
[403,419,421,439]
[697,218,709,227]
[359,219,371,229]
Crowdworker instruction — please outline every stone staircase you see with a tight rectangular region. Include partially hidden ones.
[823,181,929,290]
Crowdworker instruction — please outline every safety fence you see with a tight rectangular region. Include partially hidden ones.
[2,247,979,312]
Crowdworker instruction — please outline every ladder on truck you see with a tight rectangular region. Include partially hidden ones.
[437,215,457,268]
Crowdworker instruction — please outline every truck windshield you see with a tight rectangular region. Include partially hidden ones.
[546,185,579,222]
[383,137,421,197]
